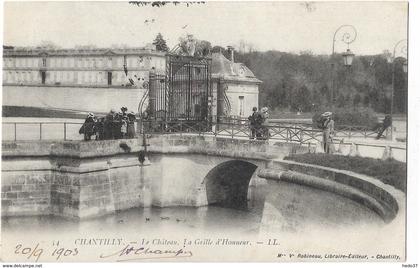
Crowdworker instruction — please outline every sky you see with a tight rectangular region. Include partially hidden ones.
[3,1,408,56]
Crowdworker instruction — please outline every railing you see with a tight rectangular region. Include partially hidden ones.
[140,120,405,160]
[2,122,84,141]
[2,119,406,161]
[217,117,388,139]
[2,120,396,144]
[140,120,324,143]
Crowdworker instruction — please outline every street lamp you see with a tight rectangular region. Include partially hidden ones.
[342,49,355,67]
[387,39,408,141]
[402,59,408,73]
[331,25,357,107]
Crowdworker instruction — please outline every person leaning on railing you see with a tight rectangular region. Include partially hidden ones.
[376,115,392,140]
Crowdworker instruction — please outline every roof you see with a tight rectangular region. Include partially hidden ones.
[3,46,165,57]
[211,52,262,84]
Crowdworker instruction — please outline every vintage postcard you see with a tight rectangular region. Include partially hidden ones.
[1,0,415,264]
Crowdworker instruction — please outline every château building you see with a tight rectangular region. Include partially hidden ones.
[2,45,165,87]
[2,45,260,118]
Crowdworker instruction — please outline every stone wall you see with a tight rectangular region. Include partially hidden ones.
[2,136,404,223]
[257,159,405,223]
[2,158,52,216]
[2,136,298,218]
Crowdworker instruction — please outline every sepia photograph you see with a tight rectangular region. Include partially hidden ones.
[0,0,415,264]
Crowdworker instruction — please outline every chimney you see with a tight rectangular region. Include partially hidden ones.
[227,46,234,62]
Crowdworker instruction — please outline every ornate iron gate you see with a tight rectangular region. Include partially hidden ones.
[147,54,212,131]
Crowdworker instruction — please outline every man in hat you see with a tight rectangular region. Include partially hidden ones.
[248,107,262,140]
[103,109,115,140]
[321,111,335,153]
[113,112,123,139]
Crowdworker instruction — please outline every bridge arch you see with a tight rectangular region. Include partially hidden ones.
[203,160,258,209]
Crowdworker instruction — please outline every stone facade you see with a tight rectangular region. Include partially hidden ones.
[3,47,261,118]
[1,159,52,216]
[2,46,165,87]
[1,137,291,218]
[211,52,261,119]
[2,136,401,221]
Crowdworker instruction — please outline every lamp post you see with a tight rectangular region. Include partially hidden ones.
[138,80,150,165]
[331,25,357,107]
[387,39,407,141]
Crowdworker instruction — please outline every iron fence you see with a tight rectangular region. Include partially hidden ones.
[2,119,400,150]
[2,121,84,141]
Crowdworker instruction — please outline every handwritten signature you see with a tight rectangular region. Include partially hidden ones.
[99,243,193,261]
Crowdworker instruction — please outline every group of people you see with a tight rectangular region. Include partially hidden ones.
[248,107,335,153]
[79,107,137,141]
[248,106,270,140]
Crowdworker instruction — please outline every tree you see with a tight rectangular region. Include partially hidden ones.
[353,93,362,108]
[337,93,346,108]
[153,33,169,52]
[216,49,406,115]
[363,95,370,107]
[196,40,212,57]
[211,46,226,54]
[37,41,61,50]
[74,44,97,50]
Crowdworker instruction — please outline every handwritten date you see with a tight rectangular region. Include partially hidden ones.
[15,243,78,262]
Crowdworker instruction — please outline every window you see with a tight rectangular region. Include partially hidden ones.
[41,71,46,84]
[77,72,83,84]
[42,58,47,67]
[238,96,245,117]
[107,72,112,85]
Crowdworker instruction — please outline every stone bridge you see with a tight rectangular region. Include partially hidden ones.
[2,135,404,229]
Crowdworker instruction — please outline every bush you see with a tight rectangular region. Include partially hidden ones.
[312,107,379,129]
[285,153,406,193]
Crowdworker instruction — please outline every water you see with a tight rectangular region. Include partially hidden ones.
[1,179,405,262]
[2,183,269,237]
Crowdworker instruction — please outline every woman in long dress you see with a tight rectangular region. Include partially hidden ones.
[321,111,334,153]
